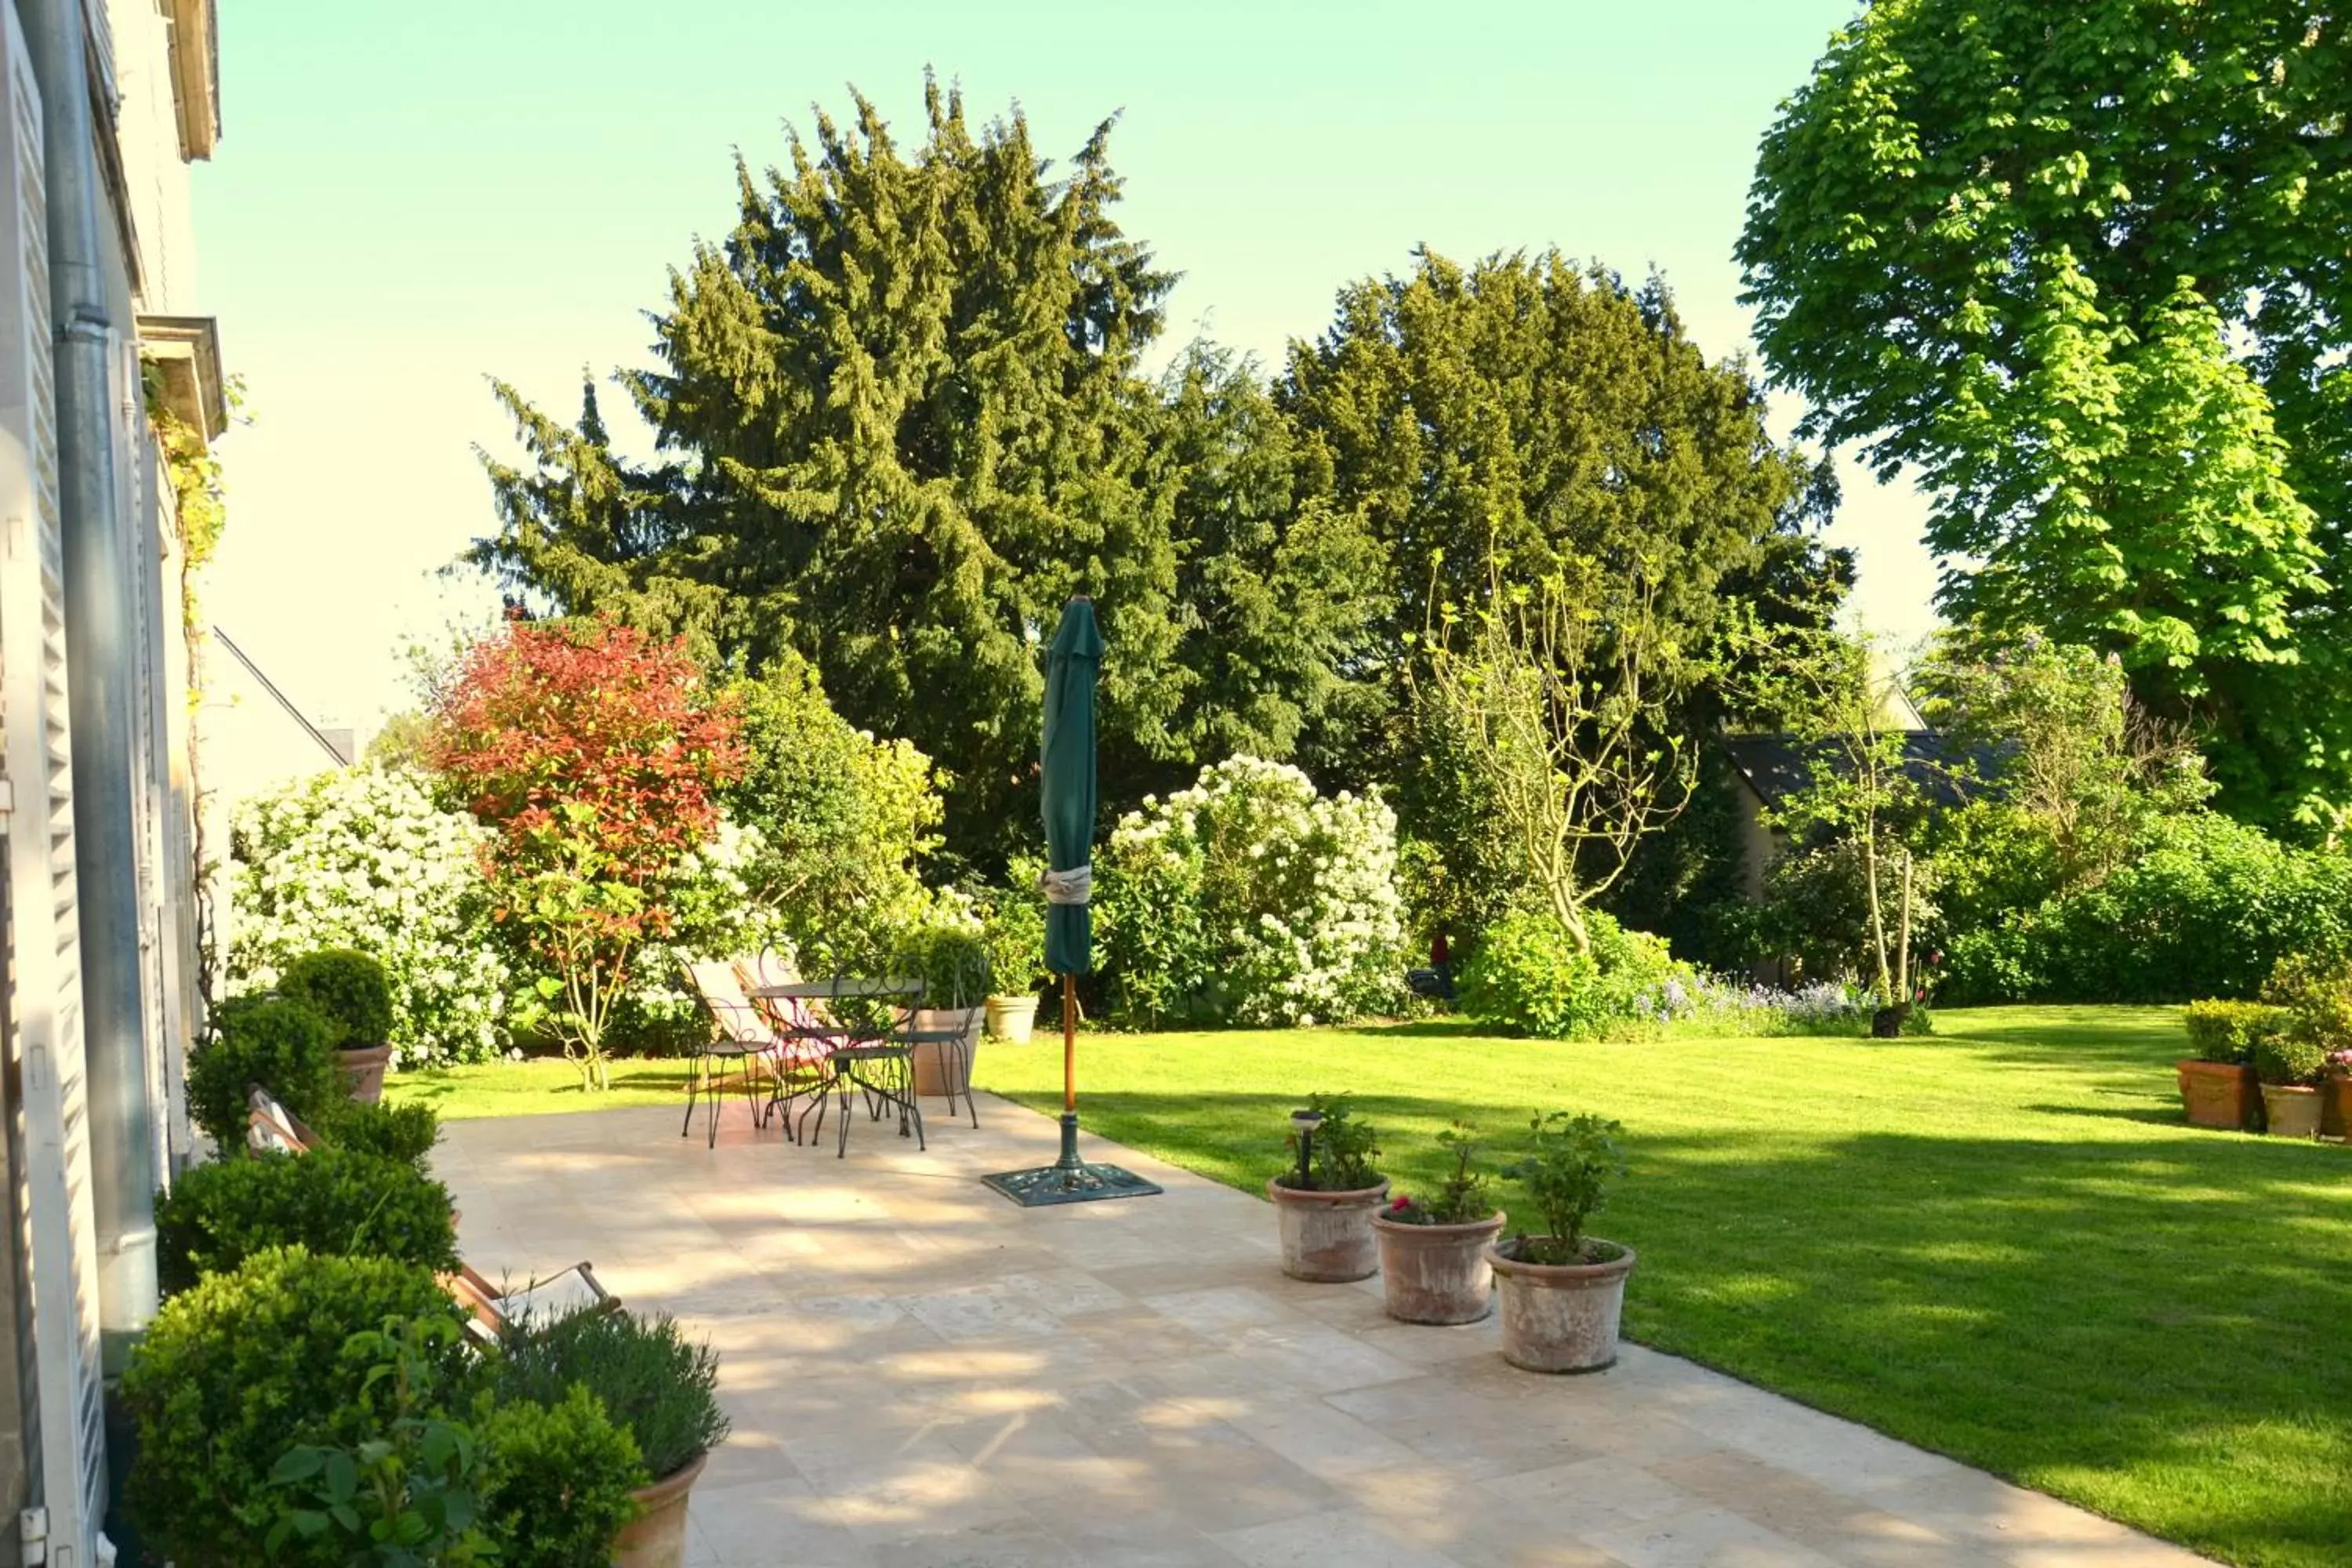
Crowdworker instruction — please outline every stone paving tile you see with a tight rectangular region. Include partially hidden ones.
[435,1094,2216,1568]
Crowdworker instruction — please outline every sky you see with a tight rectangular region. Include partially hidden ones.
[194,0,1933,732]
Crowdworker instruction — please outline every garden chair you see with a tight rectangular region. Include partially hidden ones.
[680,959,836,1147]
[445,1261,619,1345]
[245,1086,318,1154]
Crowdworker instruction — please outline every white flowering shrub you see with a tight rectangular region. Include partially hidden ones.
[604,817,798,1054]
[229,768,510,1066]
[1098,757,1408,1027]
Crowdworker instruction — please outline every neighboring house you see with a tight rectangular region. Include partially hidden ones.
[0,2,220,1563]
[201,622,358,802]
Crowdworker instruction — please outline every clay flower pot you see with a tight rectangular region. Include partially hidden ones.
[911,1006,983,1098]
[1486,1236,1636,1374]
[1372,1209,1504,1324]
[985,993,1040,1044]
[1267,1178,1389,1282]
[612,1451,708,1568]
[2176,1059,2259,1131]
[2322,1075,2350,1141]
[2259,1083,2324,1140]
[336,1044,394,1105]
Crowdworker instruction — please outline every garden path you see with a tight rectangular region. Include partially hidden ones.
[434,1096,2212,1568]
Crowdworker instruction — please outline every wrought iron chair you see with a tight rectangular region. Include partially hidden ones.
[904,945,987,1130]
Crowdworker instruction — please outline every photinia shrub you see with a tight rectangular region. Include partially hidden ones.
[431,617,743,1087]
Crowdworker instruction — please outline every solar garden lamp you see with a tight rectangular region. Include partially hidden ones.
[1290,1109,1323,1189]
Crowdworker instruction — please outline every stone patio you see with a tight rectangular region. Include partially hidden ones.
[432,1094,2211,1568]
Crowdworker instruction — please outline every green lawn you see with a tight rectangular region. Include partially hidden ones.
[387,1056,697,1120]
[981,1007,2352,1568]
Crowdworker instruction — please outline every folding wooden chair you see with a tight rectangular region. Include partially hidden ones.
[245,1086,318,1154]
[445,1261,619,1345]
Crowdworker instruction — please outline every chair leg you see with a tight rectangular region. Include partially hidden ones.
[680,1056,702,1140]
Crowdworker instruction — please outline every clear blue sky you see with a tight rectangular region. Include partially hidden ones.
[194,0,1929,728]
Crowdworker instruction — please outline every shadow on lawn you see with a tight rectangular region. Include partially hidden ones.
[1042,1078,2352,1565]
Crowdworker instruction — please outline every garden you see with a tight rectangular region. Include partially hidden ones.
[157,9,2352,1566]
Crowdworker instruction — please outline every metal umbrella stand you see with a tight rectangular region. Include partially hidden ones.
[983,597,1161,1207]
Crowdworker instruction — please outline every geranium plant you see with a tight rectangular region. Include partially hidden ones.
[431,617,742,1089]
[1386,1122,1494,1225]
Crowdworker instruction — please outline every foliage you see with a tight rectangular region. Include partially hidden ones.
[605,815,794,1058]
[1737,839,1942,998]
[154,1146,459,1295]
[1456,909,1685,1041]
[2252,1033,2328,1090]
[1279,1092,1381,1193]
[891,901,991,1011]
[1386,1122,1493,1226]
[1502,1112,1627,1265]
[717,655,943,972]
[976,858,1047,998]
[230,767,511,1067]
[490,1309,728,1481]
[321,1100,443,1172]
[2182,1000,2283,1067]
[1097,757,1406,1026]
[472,82,1193,863]
[1739,0,2352,826]
[477,1389,646,1568]
[431,616,742,1088]
[187,993,346,1152]
[1940,812,2352,1004]
[266,1316,496,1567]
[279,949,397,1050]
[2261,953,2352,1055]
[122,1247,474,1566]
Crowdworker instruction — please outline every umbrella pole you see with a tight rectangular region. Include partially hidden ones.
[1054,973,1083,1173]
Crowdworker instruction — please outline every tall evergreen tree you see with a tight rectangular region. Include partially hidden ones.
[473,82,1182,858]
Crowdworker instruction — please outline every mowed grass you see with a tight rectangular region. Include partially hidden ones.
[982,1007,2352,1568]
[387,1056,697,1120]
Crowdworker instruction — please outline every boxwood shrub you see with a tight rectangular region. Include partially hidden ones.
[479,1387,648,1566]
[318,1098,441,1171]
[122,1247,474,1567]
[184,993,344,1152]
[2181,1000,2284,1065]
[276,947,395,1050]
[154,1145,459,1294]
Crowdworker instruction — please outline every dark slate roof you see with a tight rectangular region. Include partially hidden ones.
[1719,731,1996,811]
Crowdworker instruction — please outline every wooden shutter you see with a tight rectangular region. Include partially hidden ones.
[0,4,108,1559]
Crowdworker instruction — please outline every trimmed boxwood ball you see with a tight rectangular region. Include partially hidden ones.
[479,1387,648,1567]
[492,1308,729,1481]
[154,1145,459,1294]
[184,993,345,1152]
[318,1098,441,1171]
[276,947,395,1049]
[122,1247,475,1568]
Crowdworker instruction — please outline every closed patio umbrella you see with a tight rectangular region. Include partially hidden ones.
[983,598,1160,1206]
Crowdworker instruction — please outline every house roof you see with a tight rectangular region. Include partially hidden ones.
[1719,731,1992,811]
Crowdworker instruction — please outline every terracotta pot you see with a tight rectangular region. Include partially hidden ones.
[612,1451,707,1568]
[985,993,1039,1044]
[336,1044,393,1105]
[2325,1075,2350,1141]
[911,1007,983,1097]
[2176,1059,2259,1131]
[1372,1209,1504,1324]
[1486,1236,1636,1374]
[2259,1083,2324,1140]
[1266,1178,1389,1282]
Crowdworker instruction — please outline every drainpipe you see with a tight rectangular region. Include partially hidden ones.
[21,0,159,1370]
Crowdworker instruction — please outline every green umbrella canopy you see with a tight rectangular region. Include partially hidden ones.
[1040,599,1102,978]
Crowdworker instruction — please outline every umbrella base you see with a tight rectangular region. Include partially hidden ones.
[983,1114,1163,1207]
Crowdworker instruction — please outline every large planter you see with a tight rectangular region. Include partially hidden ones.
[1267,1178,1389,1282]
[612,1451,707,1568]
[911,1007,984,1098]
[1486,1236,1636,1374]
[2259,1083,2324,1141]
[336,1044,393,1105]
[985,993,1040,1044]
[2325,1075,2350,1141]
[2176,1059,2259,1131]
[1371,1210,1504,1324]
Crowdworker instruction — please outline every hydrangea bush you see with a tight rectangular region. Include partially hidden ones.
[229,768,510,1066]
[1098,757,1407,1027]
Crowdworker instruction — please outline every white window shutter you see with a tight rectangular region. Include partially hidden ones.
[0,3,108,1560]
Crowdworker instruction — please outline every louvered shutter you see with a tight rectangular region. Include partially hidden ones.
[0,4,109,1559]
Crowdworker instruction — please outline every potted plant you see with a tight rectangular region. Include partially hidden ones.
[1268,1094,1388,1282]
[1488,1112,1634,1373]
[896,919,989,1099]
[183,993,346,1155]
[278,947,397,1103]
[492,1307,731,1568]
[2252,1034,2328,1140]
[1370,1121,1504,1324]
[2176,1000,2274,1131]
[981,867,1047,1044]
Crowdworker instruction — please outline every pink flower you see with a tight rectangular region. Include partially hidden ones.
[1389,1194,1410,1210]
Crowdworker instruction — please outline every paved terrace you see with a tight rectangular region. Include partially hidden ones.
[434,1097,2211,1568]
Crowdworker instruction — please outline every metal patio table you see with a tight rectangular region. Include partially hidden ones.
[748,978,926,1158]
